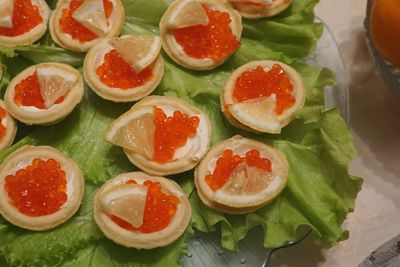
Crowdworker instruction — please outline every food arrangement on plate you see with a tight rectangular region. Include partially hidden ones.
[0,0,362,266]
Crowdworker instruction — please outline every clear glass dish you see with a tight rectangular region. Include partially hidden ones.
[180,19,350,267]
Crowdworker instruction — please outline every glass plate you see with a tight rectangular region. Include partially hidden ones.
[180,19,350,267]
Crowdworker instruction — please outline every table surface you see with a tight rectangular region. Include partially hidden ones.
[269,0,400,266]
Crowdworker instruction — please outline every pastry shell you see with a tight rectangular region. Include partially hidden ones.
[0,145,84,231]
[49,0,125,52]
[4,62,84,125]
[195,136,288,214]
[123,96,211,176]
[159,0,242,70]
[0,100,17,152]
[0,0,50,47]
[220,60,306,134]
[229,0,293,19]
[83,36,164,102]
[93,172,191,249]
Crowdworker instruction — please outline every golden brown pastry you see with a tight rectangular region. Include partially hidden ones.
[221,60,306,134]
[228,0,293,19]
[104,96,211,176]
[0,0,50,47]
[93,172,191,249]
[0,100,17,152]
[84,35,164,102]
[4,62,84,125]
[0,145,84,230]
[160,0,242,70]
[195,136,288,214]
[49,0,124,52]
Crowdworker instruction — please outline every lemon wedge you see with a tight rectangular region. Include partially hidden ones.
[0,0,14,28]
[72,0,108,37]
[167,0,209,29]
[109,35,162,73]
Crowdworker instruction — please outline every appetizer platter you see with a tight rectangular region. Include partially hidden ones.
[0,0,362,266]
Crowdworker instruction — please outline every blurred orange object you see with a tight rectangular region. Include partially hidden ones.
[370,0,400,68]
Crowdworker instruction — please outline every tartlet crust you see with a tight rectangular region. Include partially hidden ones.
[159,0,242,70]
[83,36,164,102]
[229,0,293,19]
[0,145,84,231]
[4,62,84,125]
[49,0,125,52]
[93,172,191,249]
[220,60,306,134]
[123,96,211,176]
[0,100,17,152]
[0,0,50,47]
[195,136,289,214]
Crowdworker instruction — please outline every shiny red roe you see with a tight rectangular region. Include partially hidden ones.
[206,149,272,191]
[59,0,113,42]
[0,107,6,140]
[110,179,180,233]
[172,5,240,60]
[0,0,43,37]
[153,107,200,163]
[233,64,295,115]
[14,72,64,109]
[5,158,68,216]
[96,49,153,89]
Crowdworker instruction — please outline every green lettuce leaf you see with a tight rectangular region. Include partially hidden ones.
[0,0,362,266]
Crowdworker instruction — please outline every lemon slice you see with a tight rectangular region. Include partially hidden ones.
[0,0,14,28]
[104,106,154,159]
[167,0,209,29]
[109,35,162,73]
[229,95,281,133]
[36,65,78,108]
[100,184,148,228]
[72,0,108,37]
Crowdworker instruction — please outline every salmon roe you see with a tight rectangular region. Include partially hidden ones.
[172,5,240,60]
[0,0,43,37]
[96,49,154,89]
[233,64,295,115]
[206,149,272,191]
[59,0,113,43]
[14,72,64,109]
[110,179,180,233]
[153,107,200,163]
[0,107,7,140]
[4,158,68,217]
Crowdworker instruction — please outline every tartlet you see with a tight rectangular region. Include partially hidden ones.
[159,0,242,70]
[49,0,125,52]
[84,35,164,102]
[221,60,306,134]
[93,172,191,249]
[0,0,50,47]
[0,145,84,230]
[195,136,288,214]
[4,62,84,125]
[104,96,211,176]
[0,100,17,152]
[229,0,293,19]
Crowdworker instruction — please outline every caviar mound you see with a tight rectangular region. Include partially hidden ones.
[229,0,293,19]
[0,100,17,152]
[0,145,84,231]
[0,106,7,140]
[195,136,289,214]
[160,0,242,70]
[5,158,67,217]
[93,172,191,249]
[221,60,306,134]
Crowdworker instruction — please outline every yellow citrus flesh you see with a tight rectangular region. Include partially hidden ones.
[72,0,109,37]
[167,1,209,29]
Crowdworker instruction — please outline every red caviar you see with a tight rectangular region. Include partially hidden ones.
[14,72,64,109]
[233,64,295,115]
[96,49,153,89]
[0,107,6,140]
[0,0,43,37]
[172,5,240,60]
[110,179,180,233]
[153,107,200,163]
[5,158,68,217]
[206,149,272,191]
[59,0,113,43]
